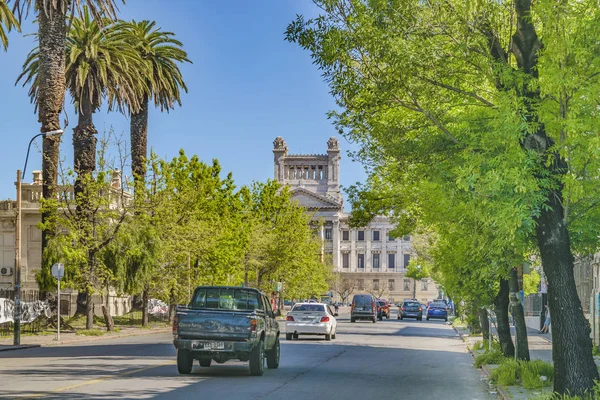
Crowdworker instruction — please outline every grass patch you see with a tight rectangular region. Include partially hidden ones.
[452,317,467,329]
[489,358,554,390]
[491,359,520,386]
[76,329,105,336]
[475,349,505,367]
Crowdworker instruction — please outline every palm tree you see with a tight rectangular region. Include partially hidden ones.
[9,0,122,251]
[0,0,19,50]
[17,8,144,329]
[117,20,190,193]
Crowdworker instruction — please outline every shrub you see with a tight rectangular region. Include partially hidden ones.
[472,341,485,351]
[491,359,520,386]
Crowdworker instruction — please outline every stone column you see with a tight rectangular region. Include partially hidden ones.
[332,218,340,272]
[272,137,288,183]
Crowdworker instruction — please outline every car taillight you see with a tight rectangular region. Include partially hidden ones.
[419,307,422,311]
[286,315,295,321]
[250,319,257,332]
[172,315,178,336]
[320,316,330,322]
[401,306,406,311]
[372,301,376,310]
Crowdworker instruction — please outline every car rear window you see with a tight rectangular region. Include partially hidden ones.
[189,288,260,311]
[377,301,386,306]
[430,302,447,308]
[404,302,420,307]
[292,304,325,312]
[354,296,373,306]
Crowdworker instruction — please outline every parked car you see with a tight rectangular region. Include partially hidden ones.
[426,301,449,321]
[285,303,338,341]
[173,286,280,376]
[351,294,377,323]
[399,300,423,321]
[376,300,391,320]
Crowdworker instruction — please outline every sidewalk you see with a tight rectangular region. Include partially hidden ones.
[0,325,171,352]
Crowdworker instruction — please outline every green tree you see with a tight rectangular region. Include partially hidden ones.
[0,0,19,50]
[116,20,191,194]
[405,261,429,301]
[10,0,123,251]
[287,1,600,393]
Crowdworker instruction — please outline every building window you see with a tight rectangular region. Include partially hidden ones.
[342,253,350,269]
[387,232,395,241]
[403,254,411,268]
[388,253,395,269]
[404,279,411,291]
[373,253,380,269]
[388,279,395,291]
[358,279,364,290]
[358,231,365,241]
[325,228,332,240]
[358,253,365,269]
[342,230,349,241]
[373,279,379,291]
[373,230,380,241]
[403,235,411,241]
[421,279,428,291]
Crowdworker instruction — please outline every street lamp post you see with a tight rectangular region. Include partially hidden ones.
[14,129,63,346]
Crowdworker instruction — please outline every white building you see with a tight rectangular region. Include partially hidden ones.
[273,136,440,303]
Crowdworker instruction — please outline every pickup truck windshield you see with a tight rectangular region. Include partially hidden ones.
[189,288,260,311]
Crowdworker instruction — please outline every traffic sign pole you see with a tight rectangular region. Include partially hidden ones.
[57,278,60,342]
[51,263,64,342]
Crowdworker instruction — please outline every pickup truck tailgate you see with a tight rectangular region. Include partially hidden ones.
[177,309,253,341]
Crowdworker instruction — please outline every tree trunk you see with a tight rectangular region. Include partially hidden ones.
[102,305,114,332]
[468,302,481,335]
[412,279,417,299]
[494,278,515,358]
[479,308,490,342]
[509,268,530,361]
[130,96,149,199]
[142,285,149,327]
[509,0,599,393]
[73,97,97,200]
[168,287,177,324]
[37,1,67,251]
[85,289,94,330]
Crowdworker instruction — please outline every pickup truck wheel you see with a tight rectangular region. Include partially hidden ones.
[266,337,280,369]
[249,340,265,376]
[177,349,193,375]
[199,358,211,367]
[285,333,293,341]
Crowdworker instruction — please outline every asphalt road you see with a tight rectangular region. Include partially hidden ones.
[0,310,494,400]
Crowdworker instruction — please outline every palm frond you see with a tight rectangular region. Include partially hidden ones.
[0,0,20,50]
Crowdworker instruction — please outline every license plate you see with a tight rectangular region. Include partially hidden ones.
[193,341,225,350]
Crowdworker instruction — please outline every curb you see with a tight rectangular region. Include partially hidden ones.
[0,327,171,350]
[452,325,510,400]
[0,344,41,352]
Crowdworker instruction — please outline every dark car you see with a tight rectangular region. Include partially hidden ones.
[426,301,448,321]
[351,294,377,323]
[399,301,423,321]
[376,300,390,320]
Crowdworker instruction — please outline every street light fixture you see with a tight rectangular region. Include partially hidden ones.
[14,129,63,346]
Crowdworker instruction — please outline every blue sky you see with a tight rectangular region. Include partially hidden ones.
[0,0,366,209]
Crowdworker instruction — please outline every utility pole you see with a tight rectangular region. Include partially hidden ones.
[13,170,21,346]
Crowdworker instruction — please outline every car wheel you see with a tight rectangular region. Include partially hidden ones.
[249,340,265,376]
[372,317,377,323]
[199,358,211,367]
[293,333,299,339]
[351,318,355,323]
[332,331,336,339]
[426,317,430,321]
[177,349,193,375]
[397,315,400,320]
[266,337,280,369]
[445,317,448,322]
[286,333,293,340]
[325,333,331,341]
[400,315,403,320]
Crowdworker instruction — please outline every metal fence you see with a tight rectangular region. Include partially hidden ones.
[0,289,46,337]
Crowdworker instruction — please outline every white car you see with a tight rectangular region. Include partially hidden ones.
[285,302,338,341]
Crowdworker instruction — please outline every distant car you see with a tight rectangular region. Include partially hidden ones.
[285,302,338,341]
[399,300,423,321]
[351,294,377,323]
[283,300,294,306]
[376,300,390,320]
[426,302,449,321]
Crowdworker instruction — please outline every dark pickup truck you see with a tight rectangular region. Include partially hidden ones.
[173,286,280,376]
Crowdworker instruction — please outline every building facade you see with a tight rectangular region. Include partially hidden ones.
[273,136,440,303]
